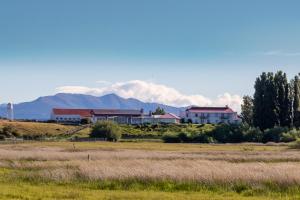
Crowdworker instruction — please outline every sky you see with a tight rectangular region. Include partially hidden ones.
[1,0,300,111]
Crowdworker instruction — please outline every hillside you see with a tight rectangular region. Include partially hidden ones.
[0,120,79,137]
[0,93,183,120]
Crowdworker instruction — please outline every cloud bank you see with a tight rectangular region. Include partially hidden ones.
[56,80,242,112]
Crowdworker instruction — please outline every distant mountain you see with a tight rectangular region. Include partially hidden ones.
[0,93,184,120]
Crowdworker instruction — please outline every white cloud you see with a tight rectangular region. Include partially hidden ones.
[56,80,242,112]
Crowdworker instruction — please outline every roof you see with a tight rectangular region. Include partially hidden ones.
[186,106,235,113]
[52,109,93,117]
[154,113,181,119]
[92,109,143,116]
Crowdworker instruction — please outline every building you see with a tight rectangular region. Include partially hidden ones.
[181,106,241,124]
[91,109,144,124]
[51,109,93,123]
[7,103,14,121]
[51,108,180,124]
[142,113,180,124]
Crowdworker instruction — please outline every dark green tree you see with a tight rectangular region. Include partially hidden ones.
[152,107,166,115]
[241,95,254,126]
[293,74,300,127]
[274,71,292,127]
[253,73,265,130]
[253,72,277,130]
[90,121,121,141]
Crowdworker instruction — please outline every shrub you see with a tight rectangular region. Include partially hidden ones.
[262,126,288,143]
[81,118,91,125]
[281,128,300,143]
[162,133,181,143]
[177,132,190,142]
[191,132,215,143]
[1,125,20,138]
[243,127,263,142]
[90,121,122,142]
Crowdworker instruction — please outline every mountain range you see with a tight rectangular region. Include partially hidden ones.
[0,93,184,120]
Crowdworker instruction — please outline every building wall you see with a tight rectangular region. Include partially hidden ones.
[183,111,239,124]
[51,111,179,125]
[139,116,179,124]
[92,115,137,124]
[51,114,82,122]
[92,115,179,125]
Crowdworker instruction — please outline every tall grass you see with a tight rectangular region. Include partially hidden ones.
[0,142,300,191]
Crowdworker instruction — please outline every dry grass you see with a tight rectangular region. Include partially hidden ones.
[0,120,78,136]
[0,142,299,187]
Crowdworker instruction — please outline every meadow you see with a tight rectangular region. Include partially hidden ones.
[0,120,79,137]
[0,141,300,199]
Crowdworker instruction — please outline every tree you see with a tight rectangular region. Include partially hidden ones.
[152,107,166,115]
[241,95,253,126]
[253,72,277,130]
[90,121,122,142]
[274,71,292,127]
[253,74,265,130]
[293,74,300,127]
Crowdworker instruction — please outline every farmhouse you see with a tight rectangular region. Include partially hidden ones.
[51,109,93,123]
[91,109,144,124]
[181,106,241,124]
[51,108,180,124]
[142,113,180,124]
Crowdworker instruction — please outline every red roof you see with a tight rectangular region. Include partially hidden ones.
[187,106,235,113]
[52,109,93,118]
[157,113,180,119]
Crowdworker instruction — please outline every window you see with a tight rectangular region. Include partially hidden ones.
[195,113,198,117]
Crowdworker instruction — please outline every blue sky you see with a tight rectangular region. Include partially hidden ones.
[1,0,300,108]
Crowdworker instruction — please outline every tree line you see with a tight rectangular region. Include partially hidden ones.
[241,71,300,130]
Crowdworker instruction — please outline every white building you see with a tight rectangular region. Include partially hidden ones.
[142,113,180,124]
[7,103,14,121]
[181,106,241,124]
[51,108,180,124]
[51,109,93,123]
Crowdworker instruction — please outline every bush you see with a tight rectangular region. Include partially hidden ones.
[191,132,215,143]
[1,125,20,138]
[0,135,5,140]
[177,132,190,142]
[211,124,242,143]
[281,128,300,143]
[81,118,91,125]
[262,126,288,143]
[90,121,122,142]
[243,127,263,142]
[162,133,181,143]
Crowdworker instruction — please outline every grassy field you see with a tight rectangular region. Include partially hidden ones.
[0,141,299,199]
[0,120,79,137]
